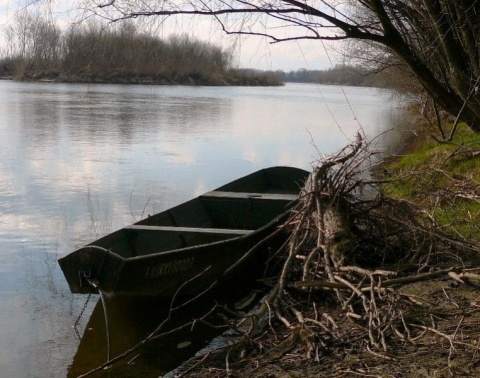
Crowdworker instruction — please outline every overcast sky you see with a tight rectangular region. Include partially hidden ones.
[0,1,339,71]
[232,37,337,71]
[185,17,338,71]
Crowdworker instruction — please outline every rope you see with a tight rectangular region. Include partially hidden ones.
[85,277,112,363]
[98,289,112,362]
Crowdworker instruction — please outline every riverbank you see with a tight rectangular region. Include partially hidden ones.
[4,69,283,86]
[172,120,480,377]
[383,122,480,243]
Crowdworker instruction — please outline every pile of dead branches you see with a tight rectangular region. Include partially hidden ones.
[177,134,480,377]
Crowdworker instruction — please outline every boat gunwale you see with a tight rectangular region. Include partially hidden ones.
[59,166,310,296]
[89,211,290,263]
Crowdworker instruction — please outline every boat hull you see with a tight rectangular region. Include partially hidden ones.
[59,166,309,297]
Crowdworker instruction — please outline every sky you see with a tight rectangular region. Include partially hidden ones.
[0,0,340,71]
[230,36,337,71]
[169,15,339,70]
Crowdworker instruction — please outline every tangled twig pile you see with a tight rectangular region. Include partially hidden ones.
[179,135,480,377]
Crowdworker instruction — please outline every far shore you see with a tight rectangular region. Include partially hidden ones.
[2,70,284,87]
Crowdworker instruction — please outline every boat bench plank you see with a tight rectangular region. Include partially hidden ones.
[125,225,252,235]
[201,191,298,201]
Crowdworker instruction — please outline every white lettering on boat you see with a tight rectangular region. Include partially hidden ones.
[145,257,195,278]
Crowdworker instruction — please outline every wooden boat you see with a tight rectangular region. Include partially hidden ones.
[58,166,309,297]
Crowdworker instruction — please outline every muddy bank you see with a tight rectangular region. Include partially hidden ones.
[15,69,283,87]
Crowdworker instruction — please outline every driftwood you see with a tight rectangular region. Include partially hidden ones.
[77,134,480,377]
[294,267,454,290]
[173,133,480,377]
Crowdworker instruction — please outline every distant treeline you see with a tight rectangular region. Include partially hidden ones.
[0,12,280,86]
[0,11,392,88]
[277,66,384,86]
[233,66,386,87]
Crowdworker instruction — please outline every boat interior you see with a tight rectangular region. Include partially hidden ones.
[87,168,308,257]
[92,192,297,257]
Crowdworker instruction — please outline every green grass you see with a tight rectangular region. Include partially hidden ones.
[431,201,480,241]
[383,123,480,241]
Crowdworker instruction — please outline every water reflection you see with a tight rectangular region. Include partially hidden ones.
[69,296,190,377]
[69,281,264,377]
[0,80,413,376]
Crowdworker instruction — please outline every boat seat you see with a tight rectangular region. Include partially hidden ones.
[200,191,298,201]
[125,225,253,236]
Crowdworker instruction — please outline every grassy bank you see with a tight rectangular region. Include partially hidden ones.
[383,122,480,242]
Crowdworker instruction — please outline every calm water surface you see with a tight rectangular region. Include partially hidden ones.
[0,81,410,376]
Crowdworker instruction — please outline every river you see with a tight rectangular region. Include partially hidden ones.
[0,81,410,376]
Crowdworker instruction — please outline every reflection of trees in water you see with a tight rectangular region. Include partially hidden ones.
[17,87,231,148]
[19,92,62,147]
[84,185,121,240]
[68,278,262,377]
